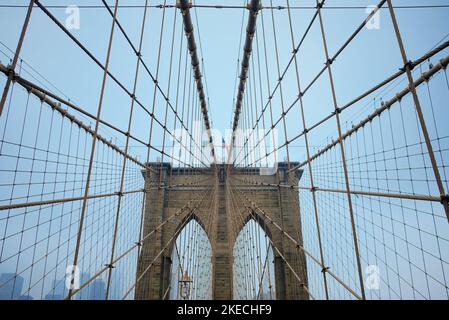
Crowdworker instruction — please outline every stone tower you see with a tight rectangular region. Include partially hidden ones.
[135,162,308,300]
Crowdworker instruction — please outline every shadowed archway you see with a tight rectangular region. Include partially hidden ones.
[233,215,276,299]
[169,217,213,300]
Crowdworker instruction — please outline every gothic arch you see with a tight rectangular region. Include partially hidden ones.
[168,212,212,258]
[231,209,274,249]
[136,163,308,300]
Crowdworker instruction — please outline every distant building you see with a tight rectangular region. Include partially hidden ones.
[75,272,91,300]
[88,278,106,300]
[70,272,106,300]
[45,293,63,300]
[45,279,66,300]
[0,273,24,300]
[0,271,109,300]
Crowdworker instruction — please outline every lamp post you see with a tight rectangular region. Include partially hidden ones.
[179,271,193,300]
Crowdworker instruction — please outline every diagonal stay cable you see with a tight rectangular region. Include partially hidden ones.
[33,0,207,167]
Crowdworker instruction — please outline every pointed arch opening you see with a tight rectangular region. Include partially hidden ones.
[168,216,212,300]
[232,215,276,300]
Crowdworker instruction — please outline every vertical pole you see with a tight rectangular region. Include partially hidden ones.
[158,5,178,299]
[105,0,150,299]
[0,0,33,116]
[285,0,329,299]
[315,0,366,299]
[68,0,120,300]
[386,0,449,222]
[141,1,167,298]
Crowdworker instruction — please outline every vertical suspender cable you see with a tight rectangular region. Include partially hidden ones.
[228,0,261,164]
